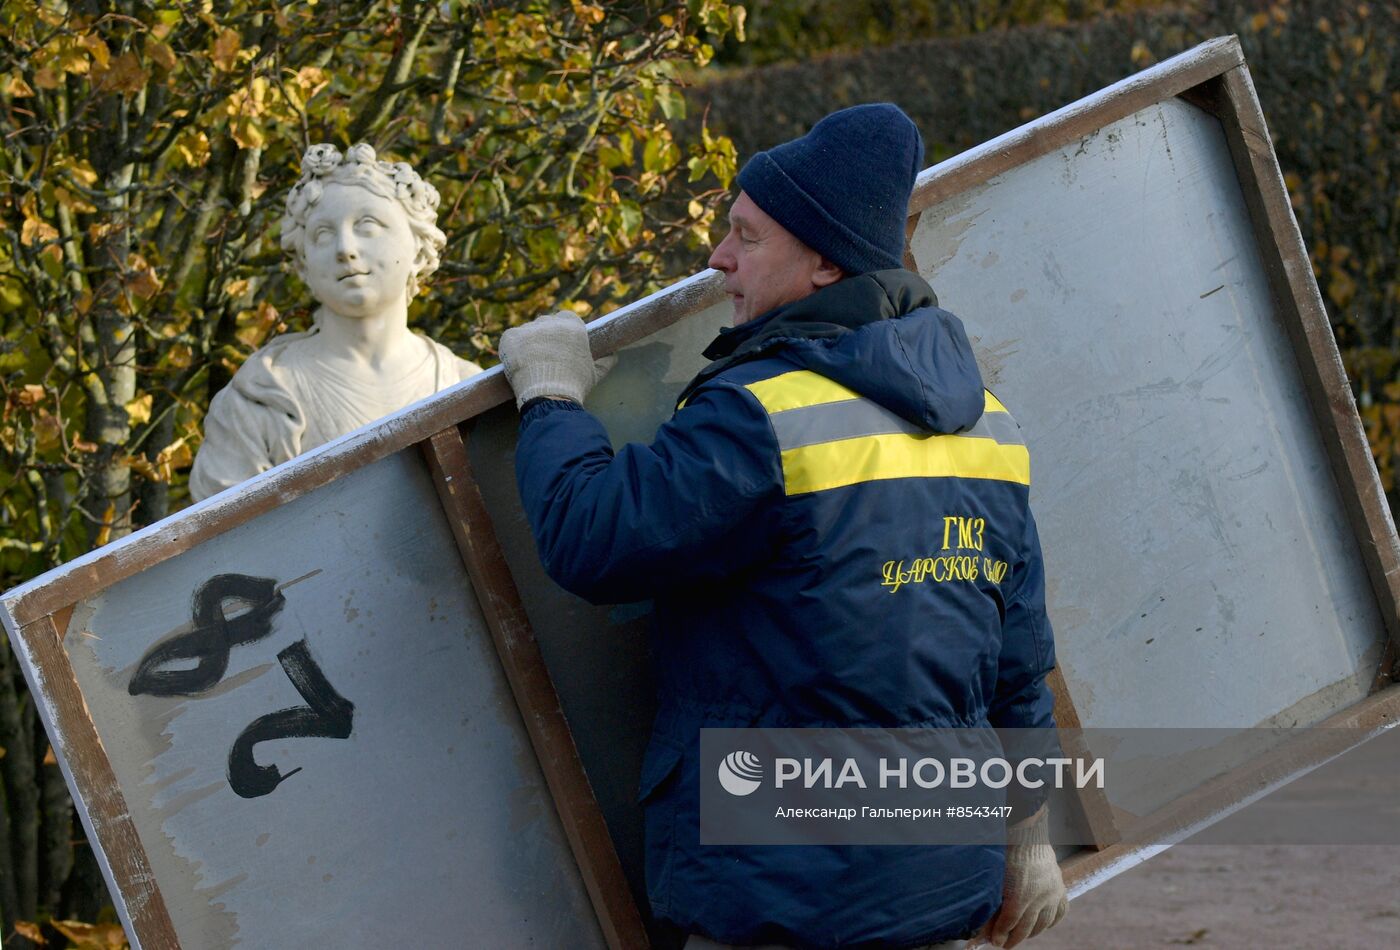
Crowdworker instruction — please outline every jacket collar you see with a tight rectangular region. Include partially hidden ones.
[680,270,938,406]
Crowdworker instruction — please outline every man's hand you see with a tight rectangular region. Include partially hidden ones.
[978,804,1067,948]
[499,310,616,410]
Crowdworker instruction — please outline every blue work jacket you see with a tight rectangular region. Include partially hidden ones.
[515,270,1060,949]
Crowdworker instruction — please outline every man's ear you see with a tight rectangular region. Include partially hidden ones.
[813,257,844,288]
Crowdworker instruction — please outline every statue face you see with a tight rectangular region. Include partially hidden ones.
[302,182,417,318]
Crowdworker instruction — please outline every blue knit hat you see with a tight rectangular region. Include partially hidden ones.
[736,103,924,275]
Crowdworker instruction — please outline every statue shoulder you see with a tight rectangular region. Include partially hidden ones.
[417,333,484,385]
[225,330,320,410]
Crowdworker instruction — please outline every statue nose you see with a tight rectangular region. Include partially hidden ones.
[335,228,361,261]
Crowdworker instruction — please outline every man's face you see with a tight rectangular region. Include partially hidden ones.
[708,191,839,325]
[302,182,416,319]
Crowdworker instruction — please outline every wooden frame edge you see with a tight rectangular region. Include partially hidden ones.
[1047,668,1119,850]
[909,36,1244,215]
[1061,682,1400,893]
[1205,65,1400,651]
[3,611,179,949]
[422,426,649,950]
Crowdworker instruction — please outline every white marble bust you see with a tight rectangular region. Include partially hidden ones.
[190,143,481,501]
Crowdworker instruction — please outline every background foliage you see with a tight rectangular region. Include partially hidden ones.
[0,0,742,942]
[709,0,1168,65]
[688,0,1400,511]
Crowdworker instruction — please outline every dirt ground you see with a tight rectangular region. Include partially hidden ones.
[1023,727,1400,948]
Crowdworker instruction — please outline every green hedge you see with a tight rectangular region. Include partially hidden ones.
[686,0,1399,508]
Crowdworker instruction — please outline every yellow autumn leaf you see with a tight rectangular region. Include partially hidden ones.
[161,343,194,369]
[87,221,118,244]
[174,129,211,168]
[55,186,97,214]
[21,217,59,246]
[124,393,153,425]
[31,65,62,89]
[224,278,251,298]
[61,157,99,187]
[124,453,158,481]
[293,65,328,95]
[125,255,162,299]
[78,33,110,69]
[146,37,177,72]
[16,384,47,407]
[235,322,264,348]
[33,409,61,452]
[233,300,279,347]
[36,3,65,26]
[211,28,241,72]
[55,41,91,76]
[571,1,605,24]
[93,51,148,95]
[12,920,46,944]
[226,76,270,118]
[93,501,117,547]
[155,437,194,481]
[232,116,266,148]
[6,73,35,96]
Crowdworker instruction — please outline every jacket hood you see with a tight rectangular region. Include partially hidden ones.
[690,269,985,433]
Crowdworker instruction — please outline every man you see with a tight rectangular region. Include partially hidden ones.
[500,104,1067,949]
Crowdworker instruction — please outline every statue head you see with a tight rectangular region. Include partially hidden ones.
[280,143,447,310]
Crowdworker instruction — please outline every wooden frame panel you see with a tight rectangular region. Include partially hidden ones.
[10,615,179,947]
[423,426,647,949]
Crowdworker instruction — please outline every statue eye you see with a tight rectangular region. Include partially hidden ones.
[356,216,383,232]
[312,226,333,243]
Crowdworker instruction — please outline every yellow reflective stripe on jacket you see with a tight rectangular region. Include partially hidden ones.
[744,370,861,413]
[780,432,1030,495]
[743,370,1030,496]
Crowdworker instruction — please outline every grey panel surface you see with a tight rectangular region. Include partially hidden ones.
[909,98,1385,732]
[65,449,604,947]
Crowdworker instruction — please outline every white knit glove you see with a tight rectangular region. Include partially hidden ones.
[979,804,1067,948]
[498,311,616,410]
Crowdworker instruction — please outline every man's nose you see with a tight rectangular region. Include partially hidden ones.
[708,232,734,272]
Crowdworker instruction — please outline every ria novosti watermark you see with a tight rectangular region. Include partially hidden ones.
[756,751,1103,793]
[697,725,1400,847]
